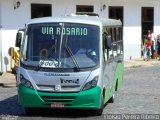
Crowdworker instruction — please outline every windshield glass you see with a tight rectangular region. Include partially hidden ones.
[21,23,100,69]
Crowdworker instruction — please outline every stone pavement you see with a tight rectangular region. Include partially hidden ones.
[124,58,160,68]
[0,58,160,87]
[0,72,16,87]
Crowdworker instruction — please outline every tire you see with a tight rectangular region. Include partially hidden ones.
[93,95,104,116]
[108,94,114,103]
[94,108,103,116]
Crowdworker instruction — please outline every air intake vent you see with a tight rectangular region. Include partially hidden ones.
[40,95,76,103]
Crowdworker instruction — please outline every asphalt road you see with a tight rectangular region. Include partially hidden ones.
[0,66,160,120]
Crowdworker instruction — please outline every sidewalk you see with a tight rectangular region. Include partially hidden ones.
[0,59,160,87]
[124,58,160,68]
[0,72,16,87]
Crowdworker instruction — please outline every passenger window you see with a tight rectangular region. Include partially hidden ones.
[103,31,113,61]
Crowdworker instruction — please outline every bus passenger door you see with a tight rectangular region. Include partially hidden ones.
[102,33,116,103]
[103,48,114,89]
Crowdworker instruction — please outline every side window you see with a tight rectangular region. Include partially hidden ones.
[119,27,123,54]
[107,28,112,37]
[112,27,117,57]
[113,27,123,56]
[103,27,113,61]
[116,27,119,40]
[112,28,116,42]
[103,26,123,62]
[119,27,123,40]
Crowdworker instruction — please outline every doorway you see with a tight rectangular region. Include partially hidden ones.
[141,7,154,45]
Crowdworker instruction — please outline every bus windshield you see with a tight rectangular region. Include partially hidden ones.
[21,23,100,69]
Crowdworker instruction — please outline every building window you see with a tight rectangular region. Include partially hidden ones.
[109,6,123,25]
[141,7,154,42]
[76,5,94,12]
[109,6,123,40]
[31,4,52,19]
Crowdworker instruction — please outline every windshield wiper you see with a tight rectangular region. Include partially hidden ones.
[58,23,79,70]
[65,45,80,71]
[64,37,80,71]
[58,23,64,67]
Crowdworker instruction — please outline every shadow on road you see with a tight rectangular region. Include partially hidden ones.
[0,95,24,116]
[23,109,98,118]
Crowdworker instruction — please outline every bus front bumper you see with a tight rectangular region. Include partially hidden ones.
[18,85,101,109]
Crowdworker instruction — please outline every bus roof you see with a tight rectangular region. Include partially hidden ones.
[28,16,122,27]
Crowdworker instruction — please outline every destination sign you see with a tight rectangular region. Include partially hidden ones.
[42,27,88,36]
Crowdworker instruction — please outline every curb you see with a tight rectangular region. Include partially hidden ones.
[124,59,160,68]
[0,83,16,87]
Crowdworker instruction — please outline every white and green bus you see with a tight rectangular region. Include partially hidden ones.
[15,15,123,115]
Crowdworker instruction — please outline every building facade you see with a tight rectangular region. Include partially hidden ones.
[0,0,160,72]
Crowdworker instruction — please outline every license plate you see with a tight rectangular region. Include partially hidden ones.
[51,102,65,108]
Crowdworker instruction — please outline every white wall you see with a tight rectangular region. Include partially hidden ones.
[1,0,29,71]
[0,0,57,71]
[1,0,160,71]
[123,5,141,59]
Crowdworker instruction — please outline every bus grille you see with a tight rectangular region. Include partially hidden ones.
[40,96,76,103]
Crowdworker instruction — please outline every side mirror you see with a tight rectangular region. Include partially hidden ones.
[15,32,22,47]
[15,28,24,47]
[103,33,112,49]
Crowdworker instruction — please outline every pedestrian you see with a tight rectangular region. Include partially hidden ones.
[157,34,160,60]
[147,30,152,38]
[148,30,157,57]
[144,37,152,61]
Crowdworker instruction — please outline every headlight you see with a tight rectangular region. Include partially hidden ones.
[20,75,33,89]
[82,76,99,91]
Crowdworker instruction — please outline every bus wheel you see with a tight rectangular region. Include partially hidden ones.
[108,94,114,103]
[93,95,104,116]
